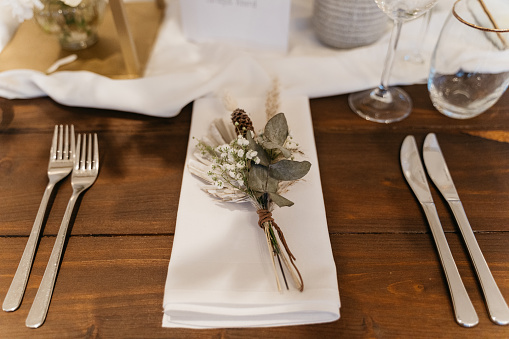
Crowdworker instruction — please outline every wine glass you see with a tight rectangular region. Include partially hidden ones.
[404,10,433,64]
[348,0,438,123]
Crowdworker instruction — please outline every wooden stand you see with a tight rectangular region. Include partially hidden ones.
[110,0,166,77]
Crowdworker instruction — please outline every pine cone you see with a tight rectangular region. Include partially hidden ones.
[231,108,254,136]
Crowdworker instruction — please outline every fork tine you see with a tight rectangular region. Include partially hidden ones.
[63,125,69,160]
[57,125,63,160]
[75,134,81,170]
[93,133,99,170]
[70,125,75,161]
[87,133,92,170]
[80,134,87,170]
[50,125,58,161]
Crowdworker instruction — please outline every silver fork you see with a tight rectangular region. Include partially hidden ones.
[3,125,75,312]
[26,133,99,329]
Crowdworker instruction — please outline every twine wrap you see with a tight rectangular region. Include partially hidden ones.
[257,209,304,291]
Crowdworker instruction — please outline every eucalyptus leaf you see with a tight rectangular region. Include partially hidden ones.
[264,113,288,146]
[246,132,270,166]
[266,175,279,193]
[269,160,311,181]
[261,140,292,159]
[248,164,268,192]
[248,164,280,194]
[269,192,294,207]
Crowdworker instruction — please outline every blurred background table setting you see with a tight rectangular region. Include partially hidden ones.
[2,0,509,337]
[0,0,459,117]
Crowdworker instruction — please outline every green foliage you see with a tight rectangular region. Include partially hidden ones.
[199,112,311,209]
[244,113,311,208]
[248,164,278,194]
[268,192,294,207]
[264,113,288,146]
[260,113,292,159]
[269,160,311,181]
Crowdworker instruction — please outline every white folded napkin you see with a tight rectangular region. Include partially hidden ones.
[162,95,340,328]
[0,0,455,117]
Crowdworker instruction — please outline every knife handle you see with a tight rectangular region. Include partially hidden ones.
[449,200,509,325]
[421,202,479,327]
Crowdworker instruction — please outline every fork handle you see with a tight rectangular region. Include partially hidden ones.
[449,200,509,325]
[25,192,79,328]
[2,182,55,312]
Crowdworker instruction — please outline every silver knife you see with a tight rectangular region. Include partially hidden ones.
[401,135,478,327]
[423,132,509,326]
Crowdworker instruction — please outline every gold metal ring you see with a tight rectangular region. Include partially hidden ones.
[452,0,509,33]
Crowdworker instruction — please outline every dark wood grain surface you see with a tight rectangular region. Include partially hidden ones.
[1,85,509,338]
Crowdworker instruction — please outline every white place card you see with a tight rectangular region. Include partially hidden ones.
[179,0,291,52]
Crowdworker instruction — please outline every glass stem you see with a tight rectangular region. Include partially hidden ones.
[375,19,403,98]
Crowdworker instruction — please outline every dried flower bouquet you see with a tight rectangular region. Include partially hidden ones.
[189,85,311,292]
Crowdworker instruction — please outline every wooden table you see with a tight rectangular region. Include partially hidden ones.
[1,85,509,338]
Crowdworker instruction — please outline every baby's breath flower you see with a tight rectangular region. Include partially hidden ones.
[237,136,249,146]
[237,149,245,157]
[217,144,229,152]
[246,150,257,160]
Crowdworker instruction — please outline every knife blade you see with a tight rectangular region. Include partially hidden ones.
[423,133,509,325]
[401,135,478,327]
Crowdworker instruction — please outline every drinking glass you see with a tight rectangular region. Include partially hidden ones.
[348,0,438,123]
[428,0,509,119]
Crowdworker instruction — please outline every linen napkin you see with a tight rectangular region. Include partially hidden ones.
[0,0,455,117]
[162,95,340,328]
[0,10,18,53]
